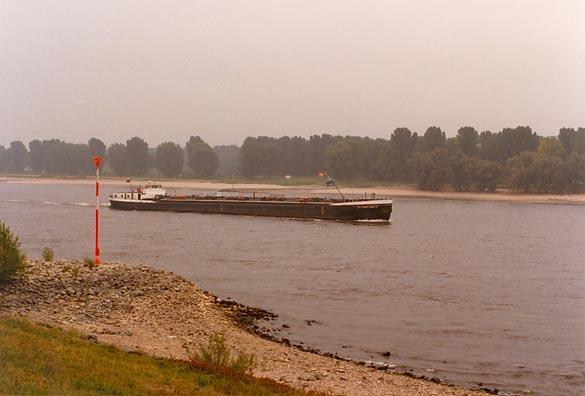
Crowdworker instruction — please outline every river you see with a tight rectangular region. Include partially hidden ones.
[1,182,583,395]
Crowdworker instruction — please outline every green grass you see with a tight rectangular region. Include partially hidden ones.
[0,317,308,396]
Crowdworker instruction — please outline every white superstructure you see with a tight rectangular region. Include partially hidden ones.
[109,182,166,202]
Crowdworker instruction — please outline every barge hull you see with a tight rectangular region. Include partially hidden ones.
[109,199,392,221]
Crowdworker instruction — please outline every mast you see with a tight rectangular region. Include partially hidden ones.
[323,171,345,200]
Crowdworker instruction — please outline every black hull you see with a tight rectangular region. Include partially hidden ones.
[109,199,392,221]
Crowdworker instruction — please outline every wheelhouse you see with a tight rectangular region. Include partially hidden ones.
[109,182,167,201]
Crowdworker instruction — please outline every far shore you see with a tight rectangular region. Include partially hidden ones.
[1,175,584,205]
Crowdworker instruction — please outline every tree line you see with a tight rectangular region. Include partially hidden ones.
[1,126,584,193]
[238,126,585,193]
[0,136,220,179]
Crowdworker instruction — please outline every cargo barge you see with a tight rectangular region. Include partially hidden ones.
[109,183,392,221]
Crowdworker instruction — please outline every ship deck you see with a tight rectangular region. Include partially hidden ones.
[110,194,392,221]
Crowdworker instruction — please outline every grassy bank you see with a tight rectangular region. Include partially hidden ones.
[0,317,306,396]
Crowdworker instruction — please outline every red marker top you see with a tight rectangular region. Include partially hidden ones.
[93,156,102,168]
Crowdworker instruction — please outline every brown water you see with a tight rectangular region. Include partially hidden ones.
[1,183,584,395]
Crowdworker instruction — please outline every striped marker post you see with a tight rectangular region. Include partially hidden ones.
[92,156,102,265]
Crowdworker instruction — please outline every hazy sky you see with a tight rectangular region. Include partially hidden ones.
[1,0,584,147]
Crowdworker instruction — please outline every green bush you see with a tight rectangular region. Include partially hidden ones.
[82,257,96,267]
[41,247,54,262]
[0,221,26,285]
[188,334,256,375]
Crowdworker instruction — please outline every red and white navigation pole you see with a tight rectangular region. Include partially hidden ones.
[92,156,102,265]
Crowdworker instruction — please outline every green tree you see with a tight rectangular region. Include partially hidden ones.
[450,152,478,192]
[44,140,70,175]
[39,140,92,176]
[367,138,391,180]
[500,126,539,160]
[278,136,293,175]
[413,148,450,190]
[529,156,565,193]
[558,128,577,154]
[478,130,504,162]
[28,140,46,174]
[573,128,585,154]
[277,136,311,175]
[324,141,352,179]
[557,127,585,154]
[8,141,28,173]
[383,127,417,181]
[474,160,503,192]
[0,221,26,285]
[107,143,128,175]
[506,151,536,192]
[88,138,106,157]
[446,137,459,156]
[456,126,479,156]
[238,136,282,178]
[213,145,240,177]
[88,138,107,170]
[423,126,446,152]
[324,139,364,180]
[537,137,566,158]
[479,127,539,163]
[74,143,94,175]
[390,128,417,156]
[186,136,219,178]
[562,153,585,193]
[155,142,184,178]
[290,136,312,175]
[239,137,262,178]
[0,145,8,171]
[125,137,153,176]
[307,134,343,173]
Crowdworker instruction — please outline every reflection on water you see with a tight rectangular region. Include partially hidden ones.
[1,182,584,395]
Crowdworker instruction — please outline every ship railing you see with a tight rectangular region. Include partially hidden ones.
[179,191,392,202]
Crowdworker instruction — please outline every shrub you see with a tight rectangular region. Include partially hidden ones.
[0,221,26,285]
[42,247,54,262]
[62,264,80,277]
[82,257,96,267]
[187,334,256,375]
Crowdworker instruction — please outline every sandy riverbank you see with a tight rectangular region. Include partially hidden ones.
[1,175,584,205]
[0,260,489,395]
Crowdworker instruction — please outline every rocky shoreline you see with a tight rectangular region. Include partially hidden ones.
[0,260,488,395]
[216,297,497,392]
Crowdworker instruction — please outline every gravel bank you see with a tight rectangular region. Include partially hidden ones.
[0,260,488,395]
